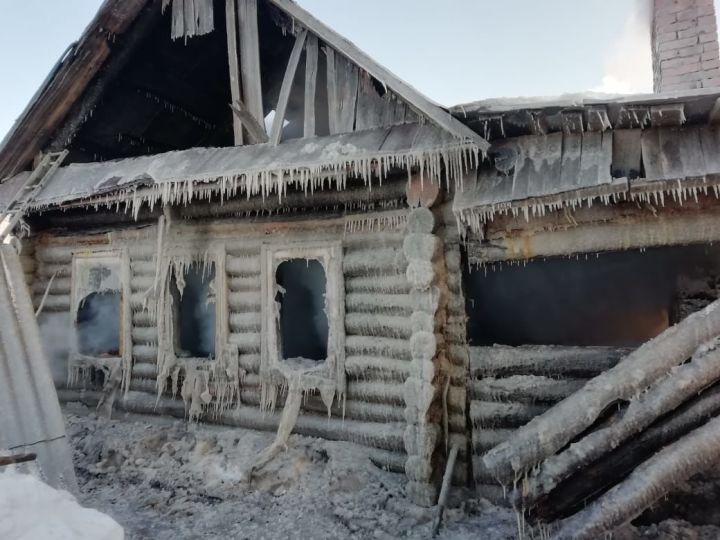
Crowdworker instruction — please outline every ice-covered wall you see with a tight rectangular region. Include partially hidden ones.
[34,212,413,471]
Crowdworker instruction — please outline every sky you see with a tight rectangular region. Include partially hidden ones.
[0,0,692,141]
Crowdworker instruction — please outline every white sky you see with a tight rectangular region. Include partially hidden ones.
[0,0,702,141]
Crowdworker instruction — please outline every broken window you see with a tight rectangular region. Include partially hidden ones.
[260,242,344,385]
[77,292,121,356]
[171,263,216,359]
[275,259,329,361]
[69,251,131,391]
[71,254,126,359]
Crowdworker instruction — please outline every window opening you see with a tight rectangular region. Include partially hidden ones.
[77,292,121,357]
[275,259,328,361]
[172,263,216,358]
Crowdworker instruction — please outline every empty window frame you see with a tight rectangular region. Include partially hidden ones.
[261,242,344,380]
[70,253,129,360]
[170,262,217,359]
[275,259,329,361]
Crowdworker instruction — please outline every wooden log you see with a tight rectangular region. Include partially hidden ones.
[470,401,548,429]
[470,345,627,378]
[518,340,720,508]
[535,385,720,522]
[469,376,585,404]
[270,30,308,146]
[483,299,720,484]
[345,336,410,360]
[345,313,412,340]
[345,355,411,380]
[554,414,720,540]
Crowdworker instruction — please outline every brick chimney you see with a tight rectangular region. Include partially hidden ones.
[653,0,720,92]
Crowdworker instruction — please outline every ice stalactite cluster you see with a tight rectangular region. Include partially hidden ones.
[151,249,243,422]
[162,0,214,41]
[456,181,720,239]
[29,144,481,222]
[402,206,448,507]
[344,209,408,235]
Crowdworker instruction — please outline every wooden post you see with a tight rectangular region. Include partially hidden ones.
[304,34,319,138]
[270,29,308,146]
[225,0,243,145]
[238,0,265,131]
[325,47,338,135]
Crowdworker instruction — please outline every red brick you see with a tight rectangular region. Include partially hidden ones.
[659,35,699,51]
[700,31,718,42]
[655,12,678,27]
[702,50,719,61]
[678,27,699,38]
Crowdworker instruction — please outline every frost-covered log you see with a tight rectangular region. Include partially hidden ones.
[518,339,720,507]
[553,414,720,540]
[535,385,720,522]
[483,299,720,483]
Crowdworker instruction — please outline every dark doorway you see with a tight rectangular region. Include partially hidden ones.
[275,259,329,361]
[77,292,121,356]
[173,264,216,358]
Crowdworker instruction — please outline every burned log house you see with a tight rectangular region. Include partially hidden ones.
[4,0,720,533]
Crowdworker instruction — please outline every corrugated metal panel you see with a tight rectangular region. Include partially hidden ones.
[0,244,77,491]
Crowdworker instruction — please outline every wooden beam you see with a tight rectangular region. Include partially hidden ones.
[470,198,720,264]
[230,100,269,144]
[238,0,265,130]
[225,0,244,145]
[709,97,720,125]
[270,29,308,146]
[650,104,686,127]
[265,0,489,149]
[325,47,338,135]
[304,34,319,138]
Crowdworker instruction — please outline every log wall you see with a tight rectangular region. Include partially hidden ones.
[468,345,629,505]
[32,216,410,470]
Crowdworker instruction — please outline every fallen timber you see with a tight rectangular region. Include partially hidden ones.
[483,297,720,484]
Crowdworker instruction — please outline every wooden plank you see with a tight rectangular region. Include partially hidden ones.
[238,0,265,129]
[265,0,489,148]
[559,133,583,191]
[325,47,339,134]
[270,30,308,146]
[538,132,563,198]
[335,53,360,133]
[640,129,663,181]
[225,0,244,145]
[672,128,706,179]
[611,130,642,180]
[578,132,603,188]
[650,104,686,128]
[699,126,720,174]
[230,100,269,144]
[304,34,319,138]
[599,131,613,183]
[356,73,388,131]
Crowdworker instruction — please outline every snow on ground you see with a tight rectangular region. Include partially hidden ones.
[0,468,123,540]
[62,406,720,539]
[63,406,516,540]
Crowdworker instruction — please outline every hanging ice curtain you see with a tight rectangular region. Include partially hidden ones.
[162,0,215,40]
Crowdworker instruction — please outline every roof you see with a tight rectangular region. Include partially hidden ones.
[450,88,720,140]
[0,0,485,182]
[3,123,479,214]
[454,124,720,235]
